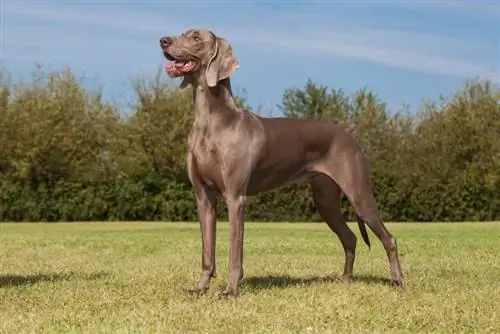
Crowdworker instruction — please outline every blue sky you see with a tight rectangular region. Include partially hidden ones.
[2,0,499,116]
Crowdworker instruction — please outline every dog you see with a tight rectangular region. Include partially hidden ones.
[159,28,405,297]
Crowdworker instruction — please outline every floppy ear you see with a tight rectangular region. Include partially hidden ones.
[205,37,239,87]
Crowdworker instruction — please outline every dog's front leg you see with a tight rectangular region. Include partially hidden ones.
[187,153,218,295]
[189,185,218,295]
[222,194,246,297]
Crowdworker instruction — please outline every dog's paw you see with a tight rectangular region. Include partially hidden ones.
[186,285,209,296]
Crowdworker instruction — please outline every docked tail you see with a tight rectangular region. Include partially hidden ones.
[356,215,371,249]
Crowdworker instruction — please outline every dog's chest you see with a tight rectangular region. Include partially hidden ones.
[189,132,225,191]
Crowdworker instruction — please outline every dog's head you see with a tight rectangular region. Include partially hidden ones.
[159,29,239,89]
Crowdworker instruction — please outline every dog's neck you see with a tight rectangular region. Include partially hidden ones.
[192,78,237,121]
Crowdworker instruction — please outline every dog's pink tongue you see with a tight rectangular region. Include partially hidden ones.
[165,62,178,76]
[165,61,192,76]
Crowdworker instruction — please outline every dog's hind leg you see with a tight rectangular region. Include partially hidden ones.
[316,150,406,288]
[310,173,358,280]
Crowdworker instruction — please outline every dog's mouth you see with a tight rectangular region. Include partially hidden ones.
[163,51,198,77]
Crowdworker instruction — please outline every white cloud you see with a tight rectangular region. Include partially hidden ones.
[367,0,500,17]
[253,36,495,79]
[3,1,499,82]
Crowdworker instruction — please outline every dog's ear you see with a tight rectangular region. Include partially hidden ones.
[206,37,239,87]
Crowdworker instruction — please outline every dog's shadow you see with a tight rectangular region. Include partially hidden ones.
[242,274,393,290]
[0,271,109,288]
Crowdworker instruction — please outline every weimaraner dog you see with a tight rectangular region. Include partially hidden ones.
[159,28,405,297]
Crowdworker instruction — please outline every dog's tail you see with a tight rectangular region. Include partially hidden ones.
[356,215,371,249]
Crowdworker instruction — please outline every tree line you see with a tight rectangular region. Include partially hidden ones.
[0,65,499,222]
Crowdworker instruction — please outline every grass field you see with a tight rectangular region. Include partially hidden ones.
[1,222,499,333]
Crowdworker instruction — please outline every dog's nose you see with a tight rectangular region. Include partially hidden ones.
[160,37,173,47]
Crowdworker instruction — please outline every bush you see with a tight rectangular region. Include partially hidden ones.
[0,66,498,222]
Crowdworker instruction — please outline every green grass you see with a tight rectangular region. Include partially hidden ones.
[1,222,499,333]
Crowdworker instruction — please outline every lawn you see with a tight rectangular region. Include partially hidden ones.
[1,222,499,333]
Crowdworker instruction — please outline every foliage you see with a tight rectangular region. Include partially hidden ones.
[0,65,499,222]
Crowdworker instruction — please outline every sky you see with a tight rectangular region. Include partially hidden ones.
[1,0,499,116]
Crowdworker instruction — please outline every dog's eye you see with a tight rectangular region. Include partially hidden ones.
[193,35,200,42]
